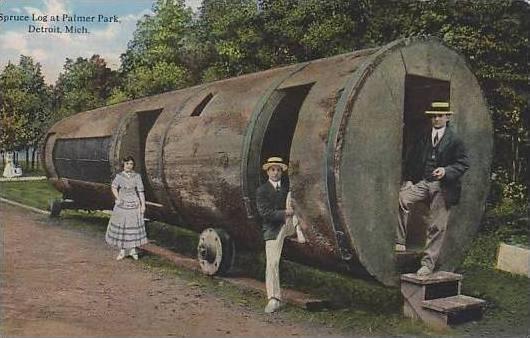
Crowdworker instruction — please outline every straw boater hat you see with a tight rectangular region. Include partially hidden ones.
[425,101,454,115]
[262,157,288,171]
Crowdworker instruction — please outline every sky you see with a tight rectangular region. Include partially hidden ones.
[0,0,202,84]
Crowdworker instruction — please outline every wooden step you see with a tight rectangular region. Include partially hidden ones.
[420,295,486,328]
[422,295,485,313]
[401,271,462,301]
[401,271,462,285]
[401,271,486,329]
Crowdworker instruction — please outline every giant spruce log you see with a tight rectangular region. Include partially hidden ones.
[42,37,493,285]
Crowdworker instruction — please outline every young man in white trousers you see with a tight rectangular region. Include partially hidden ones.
[256,157,306,313]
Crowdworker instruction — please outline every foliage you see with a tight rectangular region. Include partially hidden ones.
[498,181,528,211]
[489,167,528,214]
[259,0,369,63]
[463,202,528,270]
[194,0,370,81]
[447,1,529,187]
[118,0,194,98]
[121,62,190,98]
[53,55,119,119]
[195,0,264,81]
[106,87,130,106]
[463,167,529,270]
[0,56,51,151]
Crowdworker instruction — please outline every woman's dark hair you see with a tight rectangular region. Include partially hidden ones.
[122,156,135,167]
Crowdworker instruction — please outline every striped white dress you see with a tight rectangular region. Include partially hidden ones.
[105,171,148,249]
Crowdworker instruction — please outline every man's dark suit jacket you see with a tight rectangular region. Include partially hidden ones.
[403,125,470,206]
[256,181,288,241]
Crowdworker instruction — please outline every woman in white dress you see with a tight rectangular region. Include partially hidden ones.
[105,156,148,260]
[3,152,22,178]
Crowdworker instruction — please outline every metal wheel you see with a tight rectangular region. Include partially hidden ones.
[49,199,62,218]
[197,228,235,275]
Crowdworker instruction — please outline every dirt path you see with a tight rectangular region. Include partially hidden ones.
[1,203,336,336]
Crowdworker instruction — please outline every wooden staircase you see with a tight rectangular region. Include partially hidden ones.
[401,271,485,330]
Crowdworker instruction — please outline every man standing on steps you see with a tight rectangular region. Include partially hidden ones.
[396,102,470,276]
[256,156,306,313]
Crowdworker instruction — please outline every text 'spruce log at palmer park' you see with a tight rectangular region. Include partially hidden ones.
[0,13,120,34]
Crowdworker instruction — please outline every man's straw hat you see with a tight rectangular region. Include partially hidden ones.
[262,157,288,171]
[425,101,454,115]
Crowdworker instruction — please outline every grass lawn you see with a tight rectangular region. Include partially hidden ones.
[0,180,61,209]
[1,180,528,336]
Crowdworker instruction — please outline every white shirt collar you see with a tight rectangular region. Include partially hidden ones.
[269,179,281,188]
[432,126,446,144]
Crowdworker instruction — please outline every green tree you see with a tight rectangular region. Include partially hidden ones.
[0,63,28,151]
[259,0,369,63]
[54,55,119,118]
[118,0,193,98]
[195,0,369,81]
[0,56,51,167]
[197,0,263,81]
[121,61,190,98]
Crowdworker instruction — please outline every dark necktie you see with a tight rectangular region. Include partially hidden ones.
[433,132,439,146]
[276,185,280,192]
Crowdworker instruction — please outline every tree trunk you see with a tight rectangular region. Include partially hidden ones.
[31,147,36,170]
[26,147,30,170]
[512,136,518,182]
